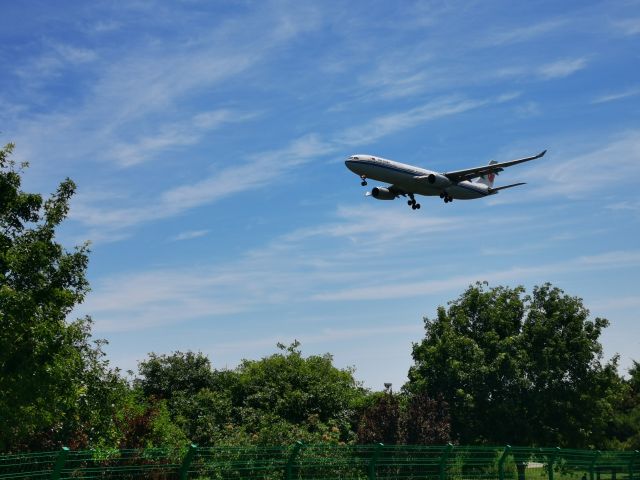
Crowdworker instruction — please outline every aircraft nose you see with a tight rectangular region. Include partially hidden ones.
[345,157,354,169]
[345,155,359,172]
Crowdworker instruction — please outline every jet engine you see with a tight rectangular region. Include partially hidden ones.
[426,173,452,188]
[370,187,396,200]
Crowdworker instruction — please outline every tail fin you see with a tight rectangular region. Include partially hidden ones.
[476,160,498,188]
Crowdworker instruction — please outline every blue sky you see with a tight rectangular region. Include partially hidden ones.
[2,0,639,389]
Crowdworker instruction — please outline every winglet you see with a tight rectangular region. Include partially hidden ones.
[537,149,547,158]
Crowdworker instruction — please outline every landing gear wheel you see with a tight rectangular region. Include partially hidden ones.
[361,180,367,186]
[408,200,413,206]
[416,203,421,209]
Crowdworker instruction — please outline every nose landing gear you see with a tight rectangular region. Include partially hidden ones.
[360,175,367,186]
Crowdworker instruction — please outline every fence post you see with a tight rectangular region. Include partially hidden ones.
[368,443,384,480]
[589,450,600,480]
[499,445,512,480]
[51,446,69,480]
[440,443,454,480]
[547,447,560,480]
[180,444,198,480]
[629,450,639,480]
[285,441,304,480]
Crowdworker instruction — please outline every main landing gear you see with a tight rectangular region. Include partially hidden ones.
[360,175,367,186]
[407,193,421,210]
[440,192,453,203]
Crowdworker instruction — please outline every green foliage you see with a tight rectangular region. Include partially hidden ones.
[407,282,621,448]
[605,361,640,449]
[134,342,367,446]
[136,350,217,399]
[0,143,124,451]
[233,341,364,425]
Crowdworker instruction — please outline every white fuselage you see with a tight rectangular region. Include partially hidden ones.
[345,155,490,200]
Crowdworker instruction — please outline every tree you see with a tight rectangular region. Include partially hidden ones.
[401,392,451,445]
[356,390,451,445]
[407,282,621,447]
[136,351,217,399]
[135,343,367,446]
[233,341,364,426]
[606,361,640,450]
[0,143,121,451]
[136,351,235,445]
[356,391,401,444]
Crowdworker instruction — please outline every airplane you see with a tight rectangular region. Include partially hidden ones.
[345,150,546,210]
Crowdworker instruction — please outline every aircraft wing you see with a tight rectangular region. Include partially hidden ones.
[488,182,526,193]
[443,150,546,183]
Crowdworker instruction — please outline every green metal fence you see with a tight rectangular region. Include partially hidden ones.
[1,445,638,480]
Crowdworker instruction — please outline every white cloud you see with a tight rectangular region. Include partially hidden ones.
[206,324,423,355]
[592,87,640,104]
[537,58,588,79]
[482,19,569,47]
[6,3,319,176]
[515,101,541,118]
[169,229,210,242]
[79,179,640,333]
[71,91,517,239]
[53,44,97,64]
[590,296,640,311]
[612,18,640,36]
[488,131,640,205]
[108,110,258,167]
[311,250,640,302]
[606,200,640,212]
[337,96,489,146]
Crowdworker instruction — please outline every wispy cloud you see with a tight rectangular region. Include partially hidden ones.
[489,131,640,204]
[590,296,640,311]
[108,110,258,167]
[72,91,519,240]
[592,86,640,104]
[69,132,335,241]
[482,19,569,47]
[311,250,640,302]
[337,96,491,146]
[84,241,640,332]
[169,229,210,242]
[606,200,640,212]
[6,3,320,176]
[612,18,640,36]
[537,58,588,79]
[79,179,640,334]
[207,324,424,355]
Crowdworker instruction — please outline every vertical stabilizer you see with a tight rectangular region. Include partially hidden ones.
[476,160,498,187]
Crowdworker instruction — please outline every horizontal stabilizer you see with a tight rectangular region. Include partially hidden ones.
[489,182,526,193]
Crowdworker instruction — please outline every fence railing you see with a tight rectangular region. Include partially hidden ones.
[1,444,638,480]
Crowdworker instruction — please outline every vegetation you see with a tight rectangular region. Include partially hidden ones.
[0,143,126,451]
[407,282,623,448]
[0,142,638,452]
